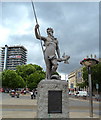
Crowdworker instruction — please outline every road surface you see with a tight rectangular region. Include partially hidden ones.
[0,93,100,118]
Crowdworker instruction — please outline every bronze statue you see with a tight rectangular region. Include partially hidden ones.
[35,24,70,79]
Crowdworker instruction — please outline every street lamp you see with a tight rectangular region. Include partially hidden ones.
[80,56,99,117]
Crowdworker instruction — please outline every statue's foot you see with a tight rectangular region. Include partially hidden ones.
[51,74,61,80]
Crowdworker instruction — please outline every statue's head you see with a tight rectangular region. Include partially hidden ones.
[47,28,54,35]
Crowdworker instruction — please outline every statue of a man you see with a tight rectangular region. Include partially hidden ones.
[35,24,61,79]
[35,24,70,79]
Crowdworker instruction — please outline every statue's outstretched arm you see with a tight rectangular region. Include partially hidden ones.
[56,41,70,64]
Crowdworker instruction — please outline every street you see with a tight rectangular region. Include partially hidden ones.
[0,93,100,118]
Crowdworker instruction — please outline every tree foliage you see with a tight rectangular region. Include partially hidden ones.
[2,64,45,89]
[2,70,25,89]
[16,64,36,82]
[82,63,101,92]
[76,82,87,88]
[27,71,45,90]
[16,64,45,89]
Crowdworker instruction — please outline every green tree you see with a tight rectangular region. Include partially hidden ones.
[2,70,25,89]
[16,64,45,89]
[82,63,101,92]
[27,70,45,90]
[76,82,87,89]
[16,64,36,82]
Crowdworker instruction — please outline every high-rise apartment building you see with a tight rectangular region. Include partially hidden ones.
[0,45,27,71]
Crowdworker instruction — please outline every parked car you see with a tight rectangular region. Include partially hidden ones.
[76,91,88,97]
[0,88,4,92]
[69,91,74,95]
[0,88,5,92]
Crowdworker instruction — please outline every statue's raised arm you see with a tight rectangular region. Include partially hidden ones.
[35,24,46,41]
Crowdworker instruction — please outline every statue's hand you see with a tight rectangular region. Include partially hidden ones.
[57,53,70,64]
[57,58,62,62]
[35,24,39,29]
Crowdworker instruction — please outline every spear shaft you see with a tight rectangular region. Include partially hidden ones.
[31,0,44,53]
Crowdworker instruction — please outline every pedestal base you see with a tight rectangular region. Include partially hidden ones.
[37,79,69,118]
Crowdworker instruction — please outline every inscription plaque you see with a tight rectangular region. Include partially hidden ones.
[48,90,62,113]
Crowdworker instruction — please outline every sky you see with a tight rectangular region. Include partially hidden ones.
[0,1,99,79]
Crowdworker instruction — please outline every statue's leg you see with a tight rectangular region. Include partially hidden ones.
[46,67,51,79]
[45,58,52,79]
[51,59,58,74]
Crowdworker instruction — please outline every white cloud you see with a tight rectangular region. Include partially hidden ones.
[0,25,11,46]
[14,21,32,35]
[59,73,68,81]
[1,2,99,75]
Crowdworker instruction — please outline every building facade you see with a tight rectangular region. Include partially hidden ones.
[68,57,100,93]
[0,45,27,71]
[68,67,84,92]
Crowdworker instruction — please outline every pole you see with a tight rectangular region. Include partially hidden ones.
[65,74,66,81]
[88,66,93,117]
[96,83,99,101]
[97,88,98,100]
[31,0,44,54]
[31,0,38,24]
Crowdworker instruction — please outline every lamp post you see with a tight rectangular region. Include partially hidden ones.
[80,56,99,117]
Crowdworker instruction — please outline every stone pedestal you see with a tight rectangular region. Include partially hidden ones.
[37,79,69,118]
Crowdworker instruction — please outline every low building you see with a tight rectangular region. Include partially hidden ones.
[68,67,84,92]
[68,57,100,93]
[68,71,76,92]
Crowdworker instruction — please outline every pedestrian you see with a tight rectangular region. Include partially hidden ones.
[33,89,36,99]
[30,91,33,99]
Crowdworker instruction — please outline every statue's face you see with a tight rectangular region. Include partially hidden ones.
[47,28,53,36]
